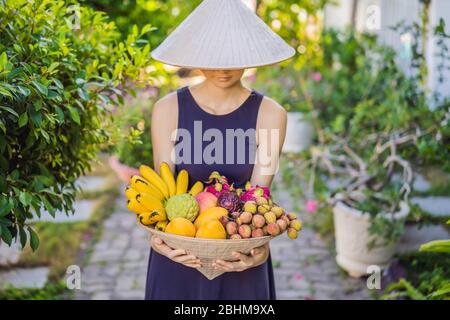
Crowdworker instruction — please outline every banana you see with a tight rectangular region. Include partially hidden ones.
[160,162,176,197]
[155,220,169,232]
[130,175,165,201]
[135,192,164,212]
[176,169,189,195]
[189,181,204,196]
[125,185,139,200]
[137,207,167,226]
[139,165,170,199]
[127,199,148,215]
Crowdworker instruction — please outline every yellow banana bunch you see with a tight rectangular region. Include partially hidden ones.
[189,181,204,196]
[125,186,139,200]
[139,165,170,199]
[136,192,164,212]
[130,175,165,201]
[176,169,189,195]
[127,198,148,215]
[160,162,176,197]
[138,208,167,226]
[155,220,169,232]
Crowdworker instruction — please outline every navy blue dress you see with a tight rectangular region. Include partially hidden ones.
[145,86,276,300]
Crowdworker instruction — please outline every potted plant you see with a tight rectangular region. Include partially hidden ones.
[287,16,449,276]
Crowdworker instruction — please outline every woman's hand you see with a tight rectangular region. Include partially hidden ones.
[212,243,269,272]
[150,236,202,269]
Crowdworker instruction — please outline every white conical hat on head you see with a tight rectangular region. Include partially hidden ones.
[151,0,295,69]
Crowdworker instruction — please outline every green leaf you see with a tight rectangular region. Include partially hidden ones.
[52,78,64,90]
[19,227,27,248]
[32,80,48,96]
[0,52,7,71]
[0,87,12,98]
[0,201,13,217]
[67,106,80,124]
[77,88,89,101]
[19,191,33,206]
[1,226,12,245]
[18,112,28,128]
[28,227,40,251]
[54,106,64,123]
[0,105,18,117]
[17,86,31,97]
[40,129,50,142]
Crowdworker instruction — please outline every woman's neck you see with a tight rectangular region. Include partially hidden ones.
[191,80,251,114]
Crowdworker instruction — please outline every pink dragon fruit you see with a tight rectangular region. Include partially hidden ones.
[240,184,271,202]
[204,171,234,197]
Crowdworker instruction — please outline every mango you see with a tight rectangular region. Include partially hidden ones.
[194,206,228,229]
[195,219,227,239]
[165,217,196,237]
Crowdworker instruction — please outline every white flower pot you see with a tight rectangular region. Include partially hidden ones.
[282,112,314,153]
[333,201,409,278]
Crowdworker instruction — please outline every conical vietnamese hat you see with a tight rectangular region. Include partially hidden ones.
[151,0,295,69]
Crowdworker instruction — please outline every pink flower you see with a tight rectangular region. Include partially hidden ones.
[311,72,322,82]
[294,273,304,281]
[306,199,317,213]
[246,73,256,83]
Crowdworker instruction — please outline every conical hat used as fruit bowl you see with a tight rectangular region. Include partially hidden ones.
[150,0,295,69]
[143,225,272,280]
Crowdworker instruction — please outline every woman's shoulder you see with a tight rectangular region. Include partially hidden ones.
[258,94,287,120]
[152,89,179,115]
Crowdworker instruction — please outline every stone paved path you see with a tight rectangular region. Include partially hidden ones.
[76,182,371,300]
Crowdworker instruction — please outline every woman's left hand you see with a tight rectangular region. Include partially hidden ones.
[212,243,269,272]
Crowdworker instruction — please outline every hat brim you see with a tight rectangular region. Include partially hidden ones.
[150,49,296,70]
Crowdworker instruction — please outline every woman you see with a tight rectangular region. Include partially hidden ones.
[145,0,295,300]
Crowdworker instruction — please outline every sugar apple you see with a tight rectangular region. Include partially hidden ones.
[165,193,199,222]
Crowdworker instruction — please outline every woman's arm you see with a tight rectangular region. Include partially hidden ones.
[149,92,201,269]
[214,97,287,273]
[251,97,287,187]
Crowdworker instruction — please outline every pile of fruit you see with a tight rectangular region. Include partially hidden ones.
[125,166,302,240]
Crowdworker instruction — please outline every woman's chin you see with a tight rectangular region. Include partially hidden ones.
[212,80,237,88]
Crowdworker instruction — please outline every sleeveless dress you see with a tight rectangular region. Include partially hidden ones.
[144,86,276,300]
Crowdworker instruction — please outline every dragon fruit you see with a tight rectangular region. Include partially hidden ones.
[204,171,234,197]
[204,182,231,197]
[240,185,271,202]
[217,191,242,213]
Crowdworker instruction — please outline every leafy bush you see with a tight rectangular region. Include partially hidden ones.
[0,0,154,249]
[381,251,450,300]
[0,281,68,300]
[85,0,201,47]
[254,0,328,111]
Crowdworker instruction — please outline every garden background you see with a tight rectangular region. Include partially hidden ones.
[0,0,449,300]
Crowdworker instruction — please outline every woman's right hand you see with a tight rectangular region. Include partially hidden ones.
[150,236,202,269]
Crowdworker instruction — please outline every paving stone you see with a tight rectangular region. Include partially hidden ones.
[0,267,48,289]
[411,196,450,217]
[114,290,144,300]
[91,291,113,300]
[114,276,137,292]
